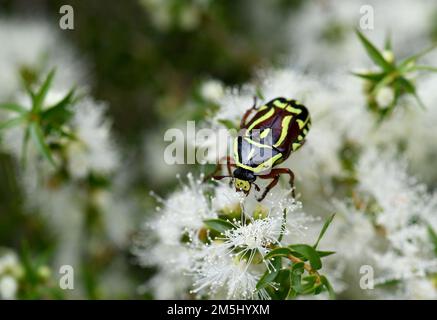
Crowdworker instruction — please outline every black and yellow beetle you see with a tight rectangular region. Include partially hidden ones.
[213,97,311,201]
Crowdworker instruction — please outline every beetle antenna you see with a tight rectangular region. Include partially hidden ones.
[211,175,232,181]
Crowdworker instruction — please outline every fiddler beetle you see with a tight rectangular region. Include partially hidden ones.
[211,97,311,201]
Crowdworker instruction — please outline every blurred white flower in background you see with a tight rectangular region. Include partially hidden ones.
[287,0,435,73]
[67,99,119,179]
[139,0,211,31]
[0,249,22,300]
[327,149,437,298]
[0,18,86,101]
[0,17,139,298]
[200,79,225,103]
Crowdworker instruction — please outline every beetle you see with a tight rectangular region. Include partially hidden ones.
[212,97,311,201]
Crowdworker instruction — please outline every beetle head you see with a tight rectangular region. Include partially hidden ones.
[234,178,251,194]
[233,168,256,194]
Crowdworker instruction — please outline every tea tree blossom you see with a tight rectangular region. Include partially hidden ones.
[135,175,335,299]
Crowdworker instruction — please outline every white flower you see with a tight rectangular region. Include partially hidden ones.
[67,99,119,178]
[327,148,437,298]
[0,251,19,275]
[190,246,266,299]
[0,18,85,101]
[286,0,434,72]
[404,279,437,300]
[356,149,427,232]
[136,174,315,299]
[376,86,395,108]
[222,217,283,259]
[200,80,225,102]
[0,276,18,300]
[0,250,22,300]
[210,181,244,213]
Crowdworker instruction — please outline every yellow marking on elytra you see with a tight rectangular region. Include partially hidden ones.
[273,100,287,109]
[233,138,239,163]
[243,137,272,149]
[260,128,271,139]
[286,105,302,114]
[292,143,301,151]
[298,115,310,129]
[247,108,275,131]
[298,135,303,141]
[236,153,283,173]
[297,119,305,129]
[258,105,268,111]
[273,115,292,148]
[247,148,256,161]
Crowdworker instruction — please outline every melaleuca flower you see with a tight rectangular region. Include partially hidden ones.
[190,245,268,299]
[135,173,336,299]
[0,18,85,101]
[287,0,435,73]
[220,216,284,263]
[66,98,119,179]
[0,249,22,300]
[327,149,437,298]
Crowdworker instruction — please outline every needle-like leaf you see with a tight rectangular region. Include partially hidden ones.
[356,29,393,72]
[0,103,27,114]
[0,115,26,131]
[29,122,56,166]
[32,69,56,112]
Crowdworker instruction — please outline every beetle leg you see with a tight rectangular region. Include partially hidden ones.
[273,168,295,198]
[240,96,259,128]
[204,156,235,186]
[256,168,295,201]
[256,174,280,201]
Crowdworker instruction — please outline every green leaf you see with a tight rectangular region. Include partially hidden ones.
[273,269,291,300]
[289,244,322,270]
[264,247,293,260]
[0,115,26,131]
[33,69,56,112]
[356,29,393,71]
[397,77,426,110]
[412,65,437,72]
[21,125,31,167]
[256,257,281,290]
[290,262,304,292]
[255,87,265,101]
[320,275,336,299]
[384,33,392,51]
[314,213,336,249]
[0,103,27,114]
[42,88,75,126]
[203,218,234,234]
[317,250,336,258]
[29,122,56,166]
[351,71,385,82]
[398,44,437,70]
[397,76,416,94]
[277,209,287,242]
[427,224,437,256]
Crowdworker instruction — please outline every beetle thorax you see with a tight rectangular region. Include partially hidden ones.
[233,167,255,182]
